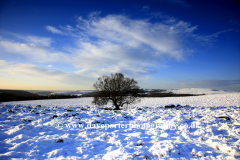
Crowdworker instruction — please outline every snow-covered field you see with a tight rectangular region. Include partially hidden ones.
[0,91,240,159]
[50,90,94,96]
[167,88,235,95]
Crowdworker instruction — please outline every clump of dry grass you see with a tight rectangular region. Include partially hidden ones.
[136,141,145,146]
[144,154,151,159]
[133,152,141,157]
[105,135,110,142]
[56,138,64,143]
[6,109,14,113]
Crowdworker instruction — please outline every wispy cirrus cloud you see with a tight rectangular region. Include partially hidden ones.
[76,14,197,57]
[1,12,206,81]
[46,26,64,35]
[0,38,67,62]
[206,29,235,38]
[180,79,240,87]
[15,34,52,47]
[66,13,198,77]
[42,13,203,78]
[230,19,240,26]
[0,61,93,88]
[0,60,8,67]
[141,6,149,11]
[0,32,53,47]
[22,36,52,47]
[158,0,190,7]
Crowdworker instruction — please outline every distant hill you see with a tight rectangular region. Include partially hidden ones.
[26,90,53,96]
[0,89,82,102]
[0,89,39,97]
[166,88,237,95]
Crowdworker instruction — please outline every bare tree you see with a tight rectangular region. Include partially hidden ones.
[92,73,141,110]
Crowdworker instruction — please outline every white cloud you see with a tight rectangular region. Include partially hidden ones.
[159,0,190,7]
[75,14,197,60]
[0,61,93,88]
[230,19,240,26]
[141,6,149,11]
[0,39,67,62]
[46,26,64,35]
[23,36,52,47]
[0,32,53,47]
[65,13,198,77]
[1,13,201,80]
[5,63,64,79]
[35,13,200,78]
[207,29,235,38]
[0,60,8,66]
[12,33,53,47]
[180,79,240,87]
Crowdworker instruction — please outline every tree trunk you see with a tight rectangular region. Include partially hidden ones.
[114,105,120,110]
[113,100,120,110]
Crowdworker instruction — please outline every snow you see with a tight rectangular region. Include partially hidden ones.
[50,90,94,96]
[49,88,236,96]
[167,88,237,95]
[0,92,240,159]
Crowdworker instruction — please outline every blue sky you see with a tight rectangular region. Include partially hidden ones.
[0,0,240,91]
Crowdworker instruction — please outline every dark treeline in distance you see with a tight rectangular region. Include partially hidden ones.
[0,89,204,102]
[0,94,82,102]
[0,90,82,102]
[82,89,204,97]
